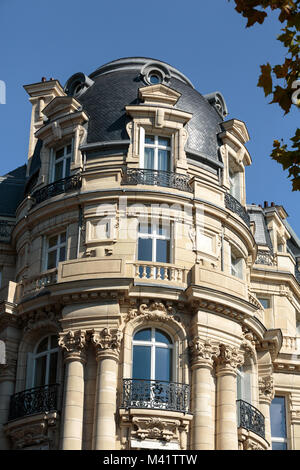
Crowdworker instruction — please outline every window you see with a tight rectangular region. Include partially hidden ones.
[133,328,173,383]
[51,144,72,182]
[26,335,59,389]
[230,246,243,279]
[137,221,171,278]
[46,232,67,270]
[270,396,288,450]
[258,298,270,309]
[141,134,171,172]
[237,367,251,404]
[229,168,241,202]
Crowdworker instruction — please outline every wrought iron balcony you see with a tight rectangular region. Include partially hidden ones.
[8,384,59,421]
[31,174,82,206]
[122,378,190,413]
[122,168,193,193]
[225,193,250,227]
[237,399,265,439]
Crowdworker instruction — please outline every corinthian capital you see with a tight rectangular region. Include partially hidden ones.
[91,328,123,360]
[259,375,275,404]
[189,336,218,367]
[58,330,87,361]
[215,343,244,373]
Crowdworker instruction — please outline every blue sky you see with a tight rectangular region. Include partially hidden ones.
[0,0,299,232]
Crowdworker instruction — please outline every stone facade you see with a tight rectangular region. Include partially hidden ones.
[0,57,299,450]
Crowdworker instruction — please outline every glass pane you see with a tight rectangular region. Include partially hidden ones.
[132,345,151,380]
[158,137,170,147]
[60,232,66,243]
[37,337,49,354]
[156,239,170,263]
[270,397,287,438]
[138,222,151,235]
[149,74,160,84]
[47,250,57,270]
[144,147,154,170]
[155,329,172,345]
[145,135,154,145]
[272,441,287,450]
[48,235,58,248]
[65,158,71,177]
[158,221,170,237]
[34,356,47,387]
[49,352,58,384]
[258,298,270,309]
[158,149,170,171]
[59,246,66,262]
[155,347,171,382]
[55,148,64,159]
[66,144,72,154]
[50,335,57,349]
[134,329,151,342]
[138,237,153,261]
[54,161,63,181]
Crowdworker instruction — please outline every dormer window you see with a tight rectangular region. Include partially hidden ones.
[51,144,72,182]
[141,133,171,172]
[229,169,241,202]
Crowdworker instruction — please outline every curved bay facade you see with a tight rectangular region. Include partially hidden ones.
[0,57,299,450]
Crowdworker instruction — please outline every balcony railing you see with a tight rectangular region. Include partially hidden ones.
[21,268,58,297]
[122,168,193,193]
[225,193,250,227]
[132,261,188,284]
[122,379,190,413]
[237,399,265,439]
[31,174,82,206]
[8,384,60,421]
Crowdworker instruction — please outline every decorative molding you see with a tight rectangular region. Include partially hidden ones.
[58,329,87,361]
[91,328,123,360]
[189,337,218,367]
[258,375,275,404]
[132,416,180,442]
[215,343,244,373]
[126,301,183,328]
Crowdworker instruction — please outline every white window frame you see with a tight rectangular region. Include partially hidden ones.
[29,335,59,389]
[140,129,172,172]
[229,168,241,202]
[230,245,244,279]
[137,220,172,264]
[51,142,73,183]
[270,396,288,450]
[132,327,175,382]
[45,231,67,271]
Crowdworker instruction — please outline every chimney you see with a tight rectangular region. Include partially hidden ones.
[264,201,268,208]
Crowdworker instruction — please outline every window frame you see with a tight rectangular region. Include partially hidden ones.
[132,327,175,382]
[137,220,172,265]
[270,395,288,450]
[44,231,67,271]
[230,245,244,280]
[50,142,73,183]
[139,129,173,172]
[31,334,59,389]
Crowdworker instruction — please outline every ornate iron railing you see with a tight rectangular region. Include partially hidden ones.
[122,169,193,193]
[8,384,59,421]
[31,174,82,206]
[122,378,190,413]
[225,193,250,227]
[237,399,265,439]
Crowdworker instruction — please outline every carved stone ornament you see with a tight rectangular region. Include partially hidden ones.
[241,329,257,358]
[258,375,275,403]
[215,343,244,372]
[23,310,60,333]
[126,301,182,326]
[5,412,58,450]
[132,416,180,442]
[189,337,218,366]
[91,328,123,359]
[58,330,87,357]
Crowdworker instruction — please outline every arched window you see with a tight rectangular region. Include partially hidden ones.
[31,335,59,388]
[132,327,173,383]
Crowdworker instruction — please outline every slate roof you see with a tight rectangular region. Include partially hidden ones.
[0,164,27,217]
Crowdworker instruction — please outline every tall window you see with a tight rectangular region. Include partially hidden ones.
[137,221,171,279]
[230,245,243,279]
[132,328,173,383]
[270,396,288,450]
[142,135,171,172]
[32,335,58,388]
[229,168,241,202]
[46,232,67,270]
[52,144,72,182]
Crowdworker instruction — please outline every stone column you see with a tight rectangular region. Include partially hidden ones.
[259,375,274,448]
[189,337,217,449]
[59,330,87,450]
[91,328,122,450]
[0,354,17,450]
[215,343,244,450]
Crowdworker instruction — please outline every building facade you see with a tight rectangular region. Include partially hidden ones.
[0,57,300,450]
